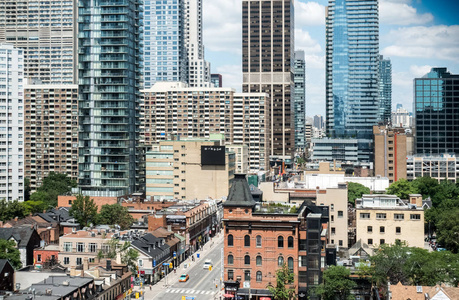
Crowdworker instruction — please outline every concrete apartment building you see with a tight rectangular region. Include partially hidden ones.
[141,82,269,171]
[355,194,424,248]
[407,154,459,182]
[0,0,77,84]
[373,125,407,183]
[0,43,24,202]
[226,144,249,174]
[24,84,78,191]
[223,175,330,297]
[59,228,127,268]
[145,140,235,201]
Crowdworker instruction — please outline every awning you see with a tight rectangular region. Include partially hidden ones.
[260,298,271,300]
[223,294,234,298]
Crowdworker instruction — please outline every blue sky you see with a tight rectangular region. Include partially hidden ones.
[202,0,459,117]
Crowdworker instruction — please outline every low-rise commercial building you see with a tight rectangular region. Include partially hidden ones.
[355,194,424,248]
[406,154,459,182]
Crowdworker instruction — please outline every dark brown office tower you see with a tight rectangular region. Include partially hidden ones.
[242,0,294,163]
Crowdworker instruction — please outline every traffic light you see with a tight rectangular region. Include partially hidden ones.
[169,262,173,269]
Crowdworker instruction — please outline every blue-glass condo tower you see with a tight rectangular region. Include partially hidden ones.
[78,0,142,196]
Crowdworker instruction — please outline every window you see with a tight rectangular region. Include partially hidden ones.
[360,213,370,219]
[368,239,373,245]
[380,226,385,233]
[339,240,343,246]
[244,235,250,247]
[410,214,421,220]
[244,271,250,281]
[76,258,82,265]
[380,239,385,245]
[288,236,294,248]
[299,271,307,283]
[63,242,72,252]
[367,226,373,233]
[278,256,284,266]
[138,259,143,267]
[288,257,294,271]
[256,255,262,266]
[376,213,387,219]
[89,243,97,252]
[330,204,334,211]
[256,235,262,247]
[337,211,343,217]
[228,270,234,280]
[244,255,250,265]
[228,255,234,265]
[394,214,404,220]
[331,227,335,235]
[37,254,42,262]
[278,236,284,248]
[77,242,84,252]
[256,271,262,282]
[396,227,401,234]
[228,235,233,246]
[63,257,69,265]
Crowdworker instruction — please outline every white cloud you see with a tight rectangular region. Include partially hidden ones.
[295,29,322,55]
[381,25,459,62]
[203,0,241,54]
[409,65,433,78]
[215,64,242,92]
[380,0,433,25]
[295,1,325,27]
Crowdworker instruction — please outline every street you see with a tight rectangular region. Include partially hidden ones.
[147,234,224,300]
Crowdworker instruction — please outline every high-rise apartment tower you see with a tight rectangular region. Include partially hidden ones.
[294,50,306,150]
[379,55,392,124]
[325,0,379,139]
[78,0,142,196]
[242,0,294,162]
[0,0,77,84]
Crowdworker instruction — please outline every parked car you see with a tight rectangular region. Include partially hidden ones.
[179,274,189,282]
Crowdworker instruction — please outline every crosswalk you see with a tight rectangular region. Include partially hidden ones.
[165,288,215,295]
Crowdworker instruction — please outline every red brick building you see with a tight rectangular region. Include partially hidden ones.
[223,174,330,299]
[33,245,60,269]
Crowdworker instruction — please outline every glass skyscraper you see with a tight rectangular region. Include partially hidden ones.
[379,55,392,124]
[143,0,210,88]
[414,68,459,155]
[294,50,306,150]
[78,0,142,196]
[325,0,379,139]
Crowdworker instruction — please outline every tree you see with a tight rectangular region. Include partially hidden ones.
[97,204,134,230]
[69,194,98,227]
[0,239,22,269]
[121,243,139,274]
[267,264,296,300]
[386,179,417,200]
[35,172,77,208]
[435,207,459,253]
[24,178,31,201]
[315,266,356,300]
[411,176,438,200]
[347,182,370,205]
[431,180,459,207]
[22,200,46,215]
[0,200,30,221]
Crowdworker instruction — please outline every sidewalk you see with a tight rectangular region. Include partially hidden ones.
[135,231,225,299]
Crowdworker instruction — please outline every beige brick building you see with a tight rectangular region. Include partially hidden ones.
[373,125,407,183]
[146,140,235,201]
[24,85,79,191]
[141,82,269,171]
[356,194,424,248]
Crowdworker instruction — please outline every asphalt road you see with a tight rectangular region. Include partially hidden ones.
[151,238,224,300]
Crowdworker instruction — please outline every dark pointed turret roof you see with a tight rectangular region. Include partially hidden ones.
[223,174,257,207]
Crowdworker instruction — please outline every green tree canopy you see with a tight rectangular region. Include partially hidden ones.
[0,200,30,221]
[435,206,459,253]
[267,263,296,300]
[411,176,439,199]
[431,180,459,207]
[35,172,77,208]
[347,182,370,205]
[0,239,22,269]
[97,204,134,230]
[69,194,98,227]
[315,265,356,300]
[386,178,417,200]
[121,243,139,274]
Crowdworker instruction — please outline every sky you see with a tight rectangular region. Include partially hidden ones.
[202,0,459,117]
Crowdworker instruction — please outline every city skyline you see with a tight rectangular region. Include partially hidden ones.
[202,0,459,116]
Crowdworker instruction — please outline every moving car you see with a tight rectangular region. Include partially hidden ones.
[203,259,213,269]
[179,274,189,282]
